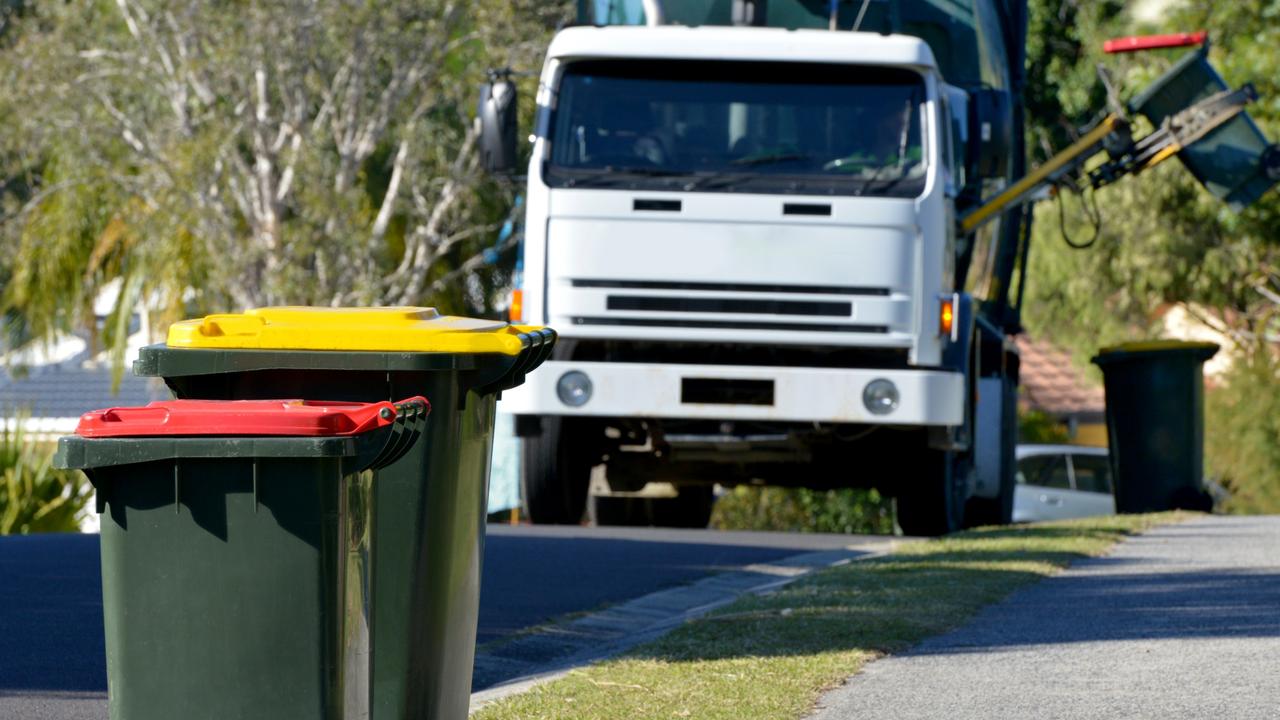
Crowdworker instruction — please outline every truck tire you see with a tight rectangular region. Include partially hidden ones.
[591,486,716,528]
[895,450,966,536]
[521,416,594,525]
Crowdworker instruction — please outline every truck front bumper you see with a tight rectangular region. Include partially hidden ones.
[501,361,964,426]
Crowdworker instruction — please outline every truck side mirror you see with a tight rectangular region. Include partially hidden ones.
[968,88,1013,180]
[478,75,519,174]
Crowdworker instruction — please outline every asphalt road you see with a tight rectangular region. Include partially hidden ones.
[477,524,888,646]
[810,515,1280,719]
[0,524,886,718]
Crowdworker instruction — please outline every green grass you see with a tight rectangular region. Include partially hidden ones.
[473,513,1186,720]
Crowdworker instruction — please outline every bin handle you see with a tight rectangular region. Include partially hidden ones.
[364,397,430,470]
[472,327,557,398]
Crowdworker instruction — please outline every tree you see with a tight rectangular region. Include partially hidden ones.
[0,1,570,362]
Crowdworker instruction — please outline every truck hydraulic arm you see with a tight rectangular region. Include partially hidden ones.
[959,82,1255,236]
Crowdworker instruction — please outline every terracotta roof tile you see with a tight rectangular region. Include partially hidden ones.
[1015,335,1105,417]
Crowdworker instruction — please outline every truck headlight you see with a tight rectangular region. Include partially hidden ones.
[862,379,899,416]
[557,371,593,407]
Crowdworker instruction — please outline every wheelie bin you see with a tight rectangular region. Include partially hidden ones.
[1091,341,1219,513]
[55,397,429,720]
[132,306,556,720]
[1129,46,1278,211]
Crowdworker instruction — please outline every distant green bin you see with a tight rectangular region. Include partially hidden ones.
[56,397,428,720]
[132,306,555,720]
[1091,341,1219,513]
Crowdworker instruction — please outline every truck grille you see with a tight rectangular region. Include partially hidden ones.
[571,317,889,333]
[564,278,900,336]
[571,279,889,296]
[606,296,851,317]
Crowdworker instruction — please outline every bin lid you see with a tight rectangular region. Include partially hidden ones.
[1092,340,1219,365]
[74,397,428,438]
[165,307,527,355]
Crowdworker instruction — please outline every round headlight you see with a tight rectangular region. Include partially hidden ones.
[556,371,593,407]
[862,379,899,416]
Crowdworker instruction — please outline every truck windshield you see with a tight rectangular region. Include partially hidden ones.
[546,60,928,197]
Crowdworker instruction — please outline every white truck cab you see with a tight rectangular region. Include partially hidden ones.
[492,25,1014,534]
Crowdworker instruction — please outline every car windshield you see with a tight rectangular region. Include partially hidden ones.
[546,60,928,197]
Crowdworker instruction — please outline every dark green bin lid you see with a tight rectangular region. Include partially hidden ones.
[134,326,556,398]
[1091,340,1219,366]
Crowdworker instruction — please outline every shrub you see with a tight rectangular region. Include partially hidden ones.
[1018,409,1071,444]
[0,421,92,534]
[1204,351,1280,514]
[710,485,894,535]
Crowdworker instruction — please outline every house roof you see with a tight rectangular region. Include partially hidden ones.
[1,362,169,432]
[1015,335,1106,419]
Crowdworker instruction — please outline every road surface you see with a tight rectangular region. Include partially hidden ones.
[0,524,888,719]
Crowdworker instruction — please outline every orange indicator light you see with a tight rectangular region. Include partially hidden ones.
[508,289,524,323]
[940,297,955,340]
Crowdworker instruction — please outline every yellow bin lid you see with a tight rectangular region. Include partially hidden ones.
[166,307,528,355]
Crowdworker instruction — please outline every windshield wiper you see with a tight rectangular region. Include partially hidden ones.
[731,152,811,167]
[858,163,925,197]
[554,165,685,188]
[681,171,757,191]
[683,154,812,190]
[601,165,684,176]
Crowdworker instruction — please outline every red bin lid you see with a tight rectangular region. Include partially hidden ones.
[74,397,429,438]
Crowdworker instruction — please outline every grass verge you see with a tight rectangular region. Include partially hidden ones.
[473,513,1187,720]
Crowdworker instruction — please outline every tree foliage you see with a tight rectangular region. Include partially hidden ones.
[0,1,570,354]
[1,422,91,534]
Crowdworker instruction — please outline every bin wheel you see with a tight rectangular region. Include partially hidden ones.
[896,450,966,536]
[521,416,595,525]
[591,486,716,528]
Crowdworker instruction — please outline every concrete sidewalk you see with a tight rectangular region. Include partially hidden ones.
[810,515,1280,719]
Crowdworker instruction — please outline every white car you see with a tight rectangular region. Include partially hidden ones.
[1012,444,1115,523]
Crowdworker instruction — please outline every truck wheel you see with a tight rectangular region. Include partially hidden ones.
[591,486,716,528]
[895,450,966,536]
[521,416,594,525]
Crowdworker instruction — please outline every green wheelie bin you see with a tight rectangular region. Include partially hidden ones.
[55,396,430,720]
[132,306,556,720]
[1091,341,1219,513]
[1128,46,1278,211]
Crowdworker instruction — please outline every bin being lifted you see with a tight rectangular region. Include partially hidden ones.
[57,397,429,720]
[961,33,1279,234]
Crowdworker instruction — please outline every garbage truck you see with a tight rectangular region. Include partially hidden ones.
[480,0,1279,534]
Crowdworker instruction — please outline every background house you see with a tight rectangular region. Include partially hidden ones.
[1015,335,1108,447]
